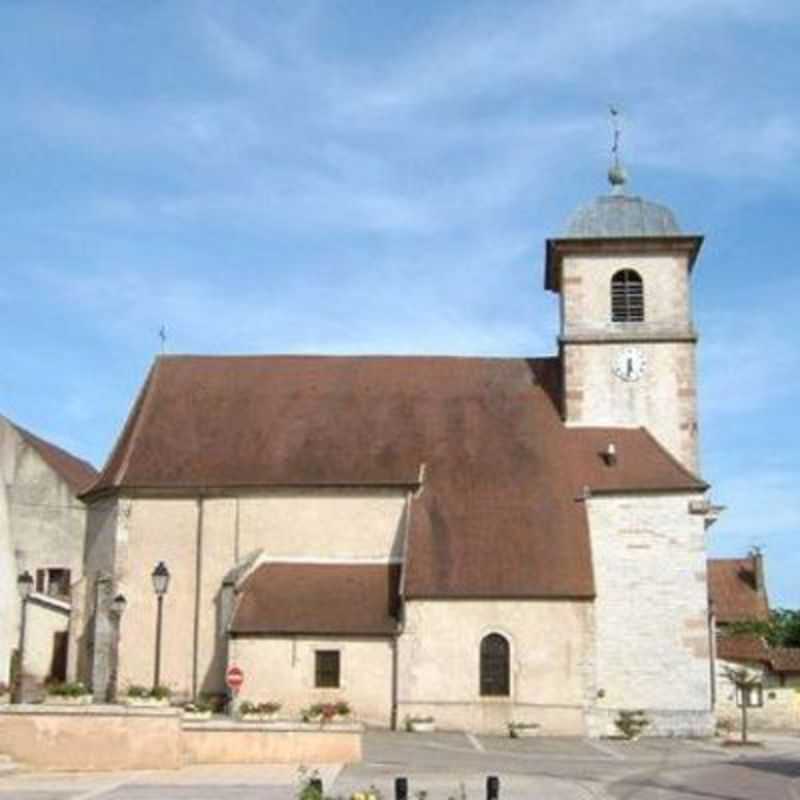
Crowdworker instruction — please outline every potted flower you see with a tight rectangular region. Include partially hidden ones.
[0,681,9,704]
[239,700,282,721]
[301,700,351,725]
[508,721,540,738]
[405,715,435,733]
[45,680,92,705]
[123,684,172,707]
[183,697,213,721]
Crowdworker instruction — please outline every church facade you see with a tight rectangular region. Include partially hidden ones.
[77,174,717,736]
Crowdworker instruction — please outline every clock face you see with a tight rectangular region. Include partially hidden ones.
[613,347,647,382]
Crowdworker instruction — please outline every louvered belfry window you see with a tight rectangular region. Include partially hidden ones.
[611,269,644,322]
[480,633,510,696]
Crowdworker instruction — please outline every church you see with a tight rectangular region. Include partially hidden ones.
[75,163,718,737]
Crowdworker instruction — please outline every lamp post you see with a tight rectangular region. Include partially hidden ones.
[14,571,34,703]
[151,562,170,689]
[108,593,127,702]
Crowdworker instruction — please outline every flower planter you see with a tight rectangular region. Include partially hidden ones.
[408,720,436,733]
[45,694,93,706]
[123,696,170,708]
[241,712,278,722]
[509,725,540,739]
[183,710,213,721]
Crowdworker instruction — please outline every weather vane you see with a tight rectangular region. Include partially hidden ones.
[608,106,627,192]
[159,325,167,354]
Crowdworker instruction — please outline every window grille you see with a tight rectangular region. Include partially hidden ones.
[611,269,644,322]
[480,633,510,696]
[315,650,340,688]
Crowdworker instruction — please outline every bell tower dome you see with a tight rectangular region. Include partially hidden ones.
[544,153,704,474]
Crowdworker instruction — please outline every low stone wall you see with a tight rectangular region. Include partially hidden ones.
[0,705,182,770]
[0,705,362,771]
[183,719,362,765]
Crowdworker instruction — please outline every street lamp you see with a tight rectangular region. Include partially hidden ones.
[14,571,34,703]
[108,593,127,702]
[151,562,170,688]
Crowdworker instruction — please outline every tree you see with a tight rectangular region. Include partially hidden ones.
[727,608,800,648]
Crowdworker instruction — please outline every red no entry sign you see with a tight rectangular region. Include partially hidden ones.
[226,665,244,693]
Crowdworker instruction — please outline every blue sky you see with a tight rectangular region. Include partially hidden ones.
[2,2,799,604]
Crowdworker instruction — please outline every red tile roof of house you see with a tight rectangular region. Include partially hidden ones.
[708,558,770,624]
[8,418,97,495]
[84,355,706,599]
[230,562,401,636]
[716,636,800,674]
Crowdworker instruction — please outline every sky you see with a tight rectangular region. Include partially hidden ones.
[1,1,799,604]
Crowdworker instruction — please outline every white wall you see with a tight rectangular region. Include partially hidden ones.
[587,492,713,736]
[397,599,593,734]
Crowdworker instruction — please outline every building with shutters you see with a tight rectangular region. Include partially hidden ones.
[77,166,720,736]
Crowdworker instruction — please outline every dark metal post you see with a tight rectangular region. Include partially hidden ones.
[395,777,408,800]
[487,775,500,800]
[154,593,164,687]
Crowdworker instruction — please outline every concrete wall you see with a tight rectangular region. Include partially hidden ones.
[230,635,394,726]
[0,419,88,684]
[103,490,405,699]
[586,492,713,736]
[397,599,593,735]
[559,253,699,474]
[0,706,361,769]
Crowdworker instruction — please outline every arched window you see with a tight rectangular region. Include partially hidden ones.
[480,633,510,696]
[611,269,644,322]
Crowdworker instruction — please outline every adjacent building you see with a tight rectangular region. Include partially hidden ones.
[0,416,96,686]
[78,168,719,735]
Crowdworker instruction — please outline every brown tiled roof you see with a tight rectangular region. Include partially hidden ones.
[86,355,706,599]
[7,418,97,495]
[717,636,770,664]
[708,558,770,623]
[716,636,800,674]
[230,562,400,636]
[768,648,800,673]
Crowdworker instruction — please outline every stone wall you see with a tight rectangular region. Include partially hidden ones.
[586,492,713,737]
[559,252,699,474]
[397,599,592,735]
[230,635,394,726]
[715,660,800,731]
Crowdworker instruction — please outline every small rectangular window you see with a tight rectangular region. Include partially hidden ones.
[315,650,340,688]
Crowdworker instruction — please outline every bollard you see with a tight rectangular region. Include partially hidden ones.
[486,775,500,800]
[395,776,408,800]
[310,778,323,797]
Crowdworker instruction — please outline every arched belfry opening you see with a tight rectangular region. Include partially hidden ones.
[611,269,644,322]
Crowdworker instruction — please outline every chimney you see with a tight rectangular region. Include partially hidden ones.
[750,548,765,594]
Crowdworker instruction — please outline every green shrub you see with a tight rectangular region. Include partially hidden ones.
[614,709,650,740]
[47,681,88,697]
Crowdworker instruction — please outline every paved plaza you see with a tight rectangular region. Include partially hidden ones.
[2,732,800,799]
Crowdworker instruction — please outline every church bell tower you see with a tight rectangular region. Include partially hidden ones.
[544,121,704,475]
